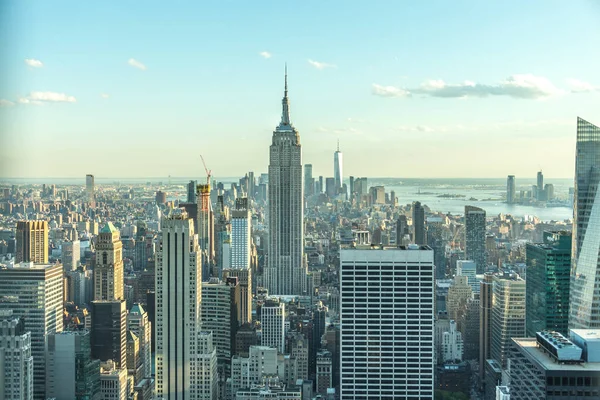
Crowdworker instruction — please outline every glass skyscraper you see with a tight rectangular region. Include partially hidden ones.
[570,117,600,329]
[526,231,571,336]
[465,206,487,273]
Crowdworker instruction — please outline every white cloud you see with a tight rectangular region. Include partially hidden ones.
[19,91,77,104]
[100,93,110,99]
[567,78,599,93]
[0,99,14,107]
[128,58,147,70]
[24,58,43,68]
[374,74,563,99]
[308,59,337,70]
[398,125,437,133]
[372,84,410,97]
[259,51,272,59]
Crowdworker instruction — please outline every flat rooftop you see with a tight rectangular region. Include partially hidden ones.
[342,244,432,251]
[513,338,600,372]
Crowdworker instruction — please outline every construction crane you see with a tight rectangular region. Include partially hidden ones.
[200,155,211,186]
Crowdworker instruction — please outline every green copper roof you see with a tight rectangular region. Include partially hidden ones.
[100,222,118,234]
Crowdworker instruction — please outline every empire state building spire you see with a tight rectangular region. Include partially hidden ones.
[279,64,292,129]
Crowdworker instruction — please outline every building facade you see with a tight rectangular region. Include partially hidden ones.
[412,201,426,245]
[506,175,516,204]
[261,299,285,354]
[94,222,124,301]
[465,206,486,273]
[90,300,127,369]
[16,220,48,264]
[0,311,33,400]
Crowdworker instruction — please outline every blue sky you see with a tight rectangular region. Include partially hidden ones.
[1,0,599,179]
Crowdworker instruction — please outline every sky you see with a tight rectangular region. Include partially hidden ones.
[0,0,599,180]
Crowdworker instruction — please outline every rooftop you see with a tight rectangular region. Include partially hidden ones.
[513,337,600,371]
[100,222,118,234]
[343,244,432,251]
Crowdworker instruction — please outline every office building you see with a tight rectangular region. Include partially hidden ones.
[62,240,80,271]
[261,299,285,353]
[16,220,48,264]
[412,201,426,245]
[369,186,385,204]
[441,320,464,363]
[230,345,279,396]
[456,260,478,292]
[127,330,142,382]
[94,222,124,301]
[91,300,127,369]
[201,277,240,376]
[197,181,214,281]
[265,70,306,295]
[223,268,252,324]
[188,180,197,204]
[231,198,251,270]
[86,174,95,206]
[196,332,218,400]
[46,330,100,400]
[334,141,343,190]
[446,275,472,323]
[0,310,33,400]
[0,262,63,399]
[509,330,600,399]
[340,245,435,399]
[316,350,333,395]
[325,177,336,197]
[506,175,516,204]
[570,117,600,329]
[490,272,526,368]
[127,304,152,379]
[304,164,313,197]
[155,209,206,398]
[526,231,571,337]
[396,215,409,244]
[155,190,167,205]
[99,360,128,400]
[465,206,486,273]
[478,273,493,390]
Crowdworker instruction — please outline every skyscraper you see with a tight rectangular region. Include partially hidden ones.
[197,181,213,282]
[94,222,124,301]
[526,231,571,336]
[478,273,493,390]
[412,201,426,245]
[570,117,600,329]
[339,246,435,399]
[260,299,285,353]
[334,140,343,190]
[0,263,64,399]
[265,68,306,295]
[537,170,544,200]
[187,180,197,204]
[86,174,95,207]
[16,220,48,264]
[465,206,487,273]
[155,209,206,398]
[396,215,409,245]
[231,198,251,270]
[506,175,515,204]
[223,268,252,324]
[0,310,33,400]
[90,300,127,369]
[304,164,313,197]
[127,304,152,380]
[62,240,80,271]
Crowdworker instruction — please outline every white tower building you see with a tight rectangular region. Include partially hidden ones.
[231,198,251,270]
[265,68,306,295]
[334,140,343,191]
[340,245,435,399]
[260,299,285,353]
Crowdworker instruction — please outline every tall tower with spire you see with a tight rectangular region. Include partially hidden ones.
[334,140,343,191]
[265,67,307,295]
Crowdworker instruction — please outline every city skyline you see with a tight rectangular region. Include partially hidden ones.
[1,1,599,178]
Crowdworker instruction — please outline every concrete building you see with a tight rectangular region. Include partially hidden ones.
[261,299,285,353]
[446,275,472,323]
[99,360,127,400]
[0,262,63,399]
[46,330,100,400]
[456,260,478,293]
[0,310,33,400]
[188,180,197,204]
[231,198,251,271]
[91,300,127,369]
[339,245,435,399]
[442,320,464,363]
[506,175,516,204]
[412,201,426,245]
[570,117,600,329]
[94,222,124,301]
[127,304,152,380]
[509,330,600,399]
[316,350,333,395]
[62,240,80,271]
[465,206,486,273]
[230,346,278,397]
[304,164,313,197]
[86,174,95,206]
[197,332,218,400]
[479,273,494,390]
[265,70,306,295]
[197,181,214,282]
[16,220,48,264]
[223,268,252,324]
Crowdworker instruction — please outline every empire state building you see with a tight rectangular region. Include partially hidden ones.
[265,68,307,295]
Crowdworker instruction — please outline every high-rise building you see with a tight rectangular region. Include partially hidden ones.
[155,209,206,398]
[465,206,486,273]
[537,170,544,200]
[188,180,197,204]
[0,262,63,399]
[0,310,33,400]
[304,164,313,197]
[196,332,218,400]
[478,273,493,390]
[127,304,152,380]
[231,198,251,270]
[340,246,435,399]
[62,240,80,271]
[90,300,127,369]
[490,272,526,368]
[570,117,600,329]
[446,275,472,323]
[325,177,336,198]
[456,260,478,292]
[260,299,285,353]
[99,360,128,400]
[396,215,409,245]
[197,182,214,282]
[16,220,48,264]
[334,141,343,190]
[509,330,600,399]
[201,277,240,377]
[94,222,124,301]
[46,330,100,400]
[265,69,306,295]
[412,201,426,245]
[526,231,571,337]
[86,174,95,207]
[441,320,464,363]
[506,175,516,204]
[223,268,252,324]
